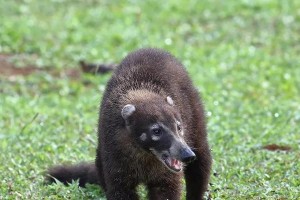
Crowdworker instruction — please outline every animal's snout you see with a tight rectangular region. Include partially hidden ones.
[180,147,196,163]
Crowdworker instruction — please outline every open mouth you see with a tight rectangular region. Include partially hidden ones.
[161,154,183,173]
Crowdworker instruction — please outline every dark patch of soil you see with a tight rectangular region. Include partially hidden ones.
[262,144,292,152]
[0,54,114,79]
[51,68,82,79]
[0,54,43,76]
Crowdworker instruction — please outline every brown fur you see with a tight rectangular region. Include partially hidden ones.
[47,48,212,200]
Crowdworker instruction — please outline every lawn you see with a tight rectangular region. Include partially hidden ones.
[0,0,299,199]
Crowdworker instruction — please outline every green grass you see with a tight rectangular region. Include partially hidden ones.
[1,0,299,199]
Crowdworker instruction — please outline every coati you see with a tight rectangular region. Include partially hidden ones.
[47,48,212,200]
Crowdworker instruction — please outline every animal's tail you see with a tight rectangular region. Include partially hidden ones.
[46,162,99,187]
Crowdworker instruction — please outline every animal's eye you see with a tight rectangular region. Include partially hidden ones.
[176,122,182,131]
[177,124,181,131]
[152,128,162,136]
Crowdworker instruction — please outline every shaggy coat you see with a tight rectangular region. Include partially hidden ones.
[48,48,212,200]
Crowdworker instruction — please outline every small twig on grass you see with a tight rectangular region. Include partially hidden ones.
[79,60,116,75]
[20,113,39,134]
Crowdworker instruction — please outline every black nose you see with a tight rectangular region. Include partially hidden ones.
[180,147,196,163]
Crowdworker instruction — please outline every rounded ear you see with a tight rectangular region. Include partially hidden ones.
[166,96,174,106]
[121,104,136,121]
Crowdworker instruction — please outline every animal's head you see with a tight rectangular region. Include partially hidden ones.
[121,95,196,173]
